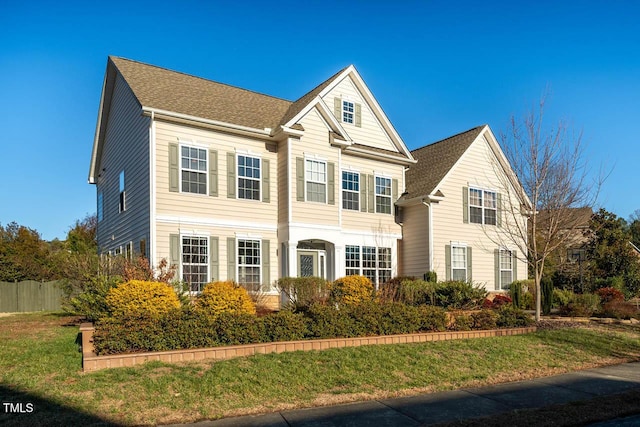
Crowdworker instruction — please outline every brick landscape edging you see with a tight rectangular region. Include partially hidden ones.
[79,323,537,372]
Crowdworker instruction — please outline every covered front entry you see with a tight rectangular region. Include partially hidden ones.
[294,239,335,281]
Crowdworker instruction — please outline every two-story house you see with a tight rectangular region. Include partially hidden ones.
[398,126,531,290]
[89,57,416,307]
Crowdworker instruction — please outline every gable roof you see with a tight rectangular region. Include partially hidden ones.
[404,126,485,199]
[110,57,292,131]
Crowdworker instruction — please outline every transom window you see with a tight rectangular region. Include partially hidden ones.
[451,245,467,282]
[238,155,261,200]
[470,188,497,225]
[342,171,360,210]
[375,176,392,214]
[181,146,207,194]
[305,159,327,203]
[342,100,354,124]
[182,236,208,292]
[238,239,261,291]
[500,249,513,290]
[345,245,392,287]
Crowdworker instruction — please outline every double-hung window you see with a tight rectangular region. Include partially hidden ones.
[469,188,497,225]
[238,239,261,291]
[345,245,392,287]
[342,100,354,124]
[375,176,392,214]
[451,245,467,281]
[499,249,513,289]
[182,236,208,292]
[342,171,359,210]
[238,155,260,200]
[305,159,327,203]
[118,171,126,212]
[181,146,207,194]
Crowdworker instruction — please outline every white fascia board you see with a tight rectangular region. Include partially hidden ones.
[142,107,272,138]
[343,146,416,166]
[88,72,109,184]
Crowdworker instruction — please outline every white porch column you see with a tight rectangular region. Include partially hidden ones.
[287,241,298,277]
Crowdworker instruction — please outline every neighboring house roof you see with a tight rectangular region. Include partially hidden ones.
[403,126,485,199]
[110,56,292,131]
[536,207,593,230]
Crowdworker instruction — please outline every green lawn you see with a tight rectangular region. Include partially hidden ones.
[1,313,639,426]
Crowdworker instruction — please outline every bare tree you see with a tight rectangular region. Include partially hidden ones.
[497,93,602,321]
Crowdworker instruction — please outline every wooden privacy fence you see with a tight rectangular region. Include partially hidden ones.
[0,280,64,312]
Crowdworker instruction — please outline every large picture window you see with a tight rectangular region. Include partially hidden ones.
[182,236,208,292]
[469,188,497,225]
[375,176,392,214]
[345,245,392,287]
[238,155,260,200]
[305,159,327,203]
[238,239,261,291]
[181,146,207,194]
[342,171,360,210]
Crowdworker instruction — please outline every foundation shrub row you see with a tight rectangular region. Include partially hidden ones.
[93,276,533,356]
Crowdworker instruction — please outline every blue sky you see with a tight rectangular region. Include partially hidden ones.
[1,0,638,241]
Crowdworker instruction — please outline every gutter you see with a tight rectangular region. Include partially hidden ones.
[422,199,434,271]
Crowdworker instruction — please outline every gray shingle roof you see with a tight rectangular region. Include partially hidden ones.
[110,56,292,130]
[404,126,485,199]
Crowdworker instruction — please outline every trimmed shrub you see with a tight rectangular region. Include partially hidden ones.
[377,276,417,303]
[496,306,534,327]
[417,306,448,331]
[213,312,263,345]
[595,287,625,304]
[471,310,498,330]
[423,270,438,282]
[260,310,308,342]
[195,280,256,318]
[435,281,487,309]
[601,300,638,320]
[105,280,181,319]
[379,302,424,335]
[394,279,438,306]
[304,303,357,338]
[330,275,374,305]
[510,281,523,308]
[559,293,601,317]
[65,275,121,322]
[277,276,330,310]
[451,314,473,331]
[553,289,575,308]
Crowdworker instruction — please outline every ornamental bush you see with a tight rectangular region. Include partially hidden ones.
[277,276,330,310]
[595,287,625,304]
[195,280,256,318]
[558,292,601,317]
[471,309,498,330]
[435,281,487,309]
[495,306,534,327]
[260,310,308,342]
[105,280,181,319]
[329,275,374,305]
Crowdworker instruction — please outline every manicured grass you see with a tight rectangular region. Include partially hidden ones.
[1,313,639,426]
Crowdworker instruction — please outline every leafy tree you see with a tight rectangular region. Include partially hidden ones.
[585,208,640,298]
[0,222,55,281]
[629,209,640,249]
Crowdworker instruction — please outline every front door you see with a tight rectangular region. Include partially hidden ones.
[297,250,326,278]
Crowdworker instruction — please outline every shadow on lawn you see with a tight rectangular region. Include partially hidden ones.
[0,384,120,427]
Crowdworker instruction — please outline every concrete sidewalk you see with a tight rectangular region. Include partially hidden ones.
[172,362,640,427]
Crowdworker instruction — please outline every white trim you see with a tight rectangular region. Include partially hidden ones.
[304,157,328,204]
[343,145,416,165]
[236,237,262,291]
[374,174,392,214]
[150,113,157,265]
[236,153,262,202]
[341,169,360,212]
[179,233,211,293]
[156,214,277,232]
[179,143,209,196]
[450,243,468,282]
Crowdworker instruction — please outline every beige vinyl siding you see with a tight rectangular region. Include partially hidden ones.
[430,136,528,289]
[156,222,278,291]
[401,203,430,278]
[290,109,340,226]
[340,153,403,233]
[155,121,277,226]
[323,78,397,152]
[96,73,150,255]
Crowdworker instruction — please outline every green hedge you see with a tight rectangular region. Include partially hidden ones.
[93,302,532,355]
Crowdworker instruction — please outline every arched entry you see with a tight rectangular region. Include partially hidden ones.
[297,240,334,280]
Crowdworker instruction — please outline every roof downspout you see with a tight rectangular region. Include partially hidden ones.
[422,199,434,271]
[149,111,157,269]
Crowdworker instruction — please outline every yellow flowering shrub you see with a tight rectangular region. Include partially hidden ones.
[105,280,181,318]
[195,280,256,318]
[330,275,374,305]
